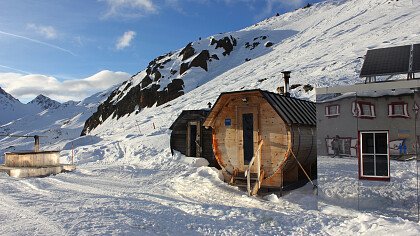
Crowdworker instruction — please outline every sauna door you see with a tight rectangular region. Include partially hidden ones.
[237,107,259,170]
[187,121,201,157]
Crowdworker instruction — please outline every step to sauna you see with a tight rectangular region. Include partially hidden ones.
[230,172,258,186]
[0,164,76,178]
[234,178,259,187]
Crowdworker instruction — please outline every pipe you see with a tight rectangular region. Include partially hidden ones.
[281,71,291,97]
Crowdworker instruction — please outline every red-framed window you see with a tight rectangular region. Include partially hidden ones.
[359,131,390,181]
[325,104,340,117]
[388,102,409,118]
[352,101,375,119]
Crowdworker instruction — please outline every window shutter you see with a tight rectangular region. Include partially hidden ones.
[404,104,408,117]
[325,106,329,116]
[388,104,393,116]
[371,105,375,117]
[352,102,357,116]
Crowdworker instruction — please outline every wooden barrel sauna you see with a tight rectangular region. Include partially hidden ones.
[204,89,316,189]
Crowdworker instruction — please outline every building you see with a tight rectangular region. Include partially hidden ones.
[169,110,218,167]
[203,87,316,195]
[316,44,420,221]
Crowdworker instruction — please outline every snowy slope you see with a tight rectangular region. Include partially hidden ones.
[83,0,420,134]
[1,0,420,234]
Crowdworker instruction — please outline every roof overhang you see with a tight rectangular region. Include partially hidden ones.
[316,79,420,95]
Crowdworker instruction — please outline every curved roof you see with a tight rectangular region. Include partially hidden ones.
[203,89,315,127]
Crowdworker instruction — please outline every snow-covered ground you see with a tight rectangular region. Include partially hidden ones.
[318,156,419,221]
[1,131,419,235]
[2,0,420,234]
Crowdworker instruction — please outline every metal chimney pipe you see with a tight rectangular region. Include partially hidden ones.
[281,71,291,97]
[34,135,40,152]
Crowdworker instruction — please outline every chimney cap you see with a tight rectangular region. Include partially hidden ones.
[281,71,291,74]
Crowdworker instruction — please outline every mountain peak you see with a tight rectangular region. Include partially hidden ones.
[28,94,61,110]
[0,87,19,102]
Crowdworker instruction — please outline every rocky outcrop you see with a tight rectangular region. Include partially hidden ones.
[81,52,185,135]
[210,36,237,56]
[179,43,195,61]
[82,35,240,135]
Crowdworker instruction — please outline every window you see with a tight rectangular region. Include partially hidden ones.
[325,105,340,117]
[352,101,375,118]
[359,131,390,180]
[388,102,409,118]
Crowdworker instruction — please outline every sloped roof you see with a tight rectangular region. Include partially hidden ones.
[203,89,315,127]
[169,109,210,130]
[261,90,316,126]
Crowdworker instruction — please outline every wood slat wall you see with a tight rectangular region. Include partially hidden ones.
[211,93,316,188]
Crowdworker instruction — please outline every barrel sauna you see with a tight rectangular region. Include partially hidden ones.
[203,89,316,192]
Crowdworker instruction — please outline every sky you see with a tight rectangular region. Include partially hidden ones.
[0,0,322,102]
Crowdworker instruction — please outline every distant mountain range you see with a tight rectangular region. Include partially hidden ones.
[0,87,61,125]
[0,86,115,154]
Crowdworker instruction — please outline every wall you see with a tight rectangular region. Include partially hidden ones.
[317,88,420,221]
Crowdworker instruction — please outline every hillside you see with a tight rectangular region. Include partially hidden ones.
[82,0,420,135]
[1,0,420,235]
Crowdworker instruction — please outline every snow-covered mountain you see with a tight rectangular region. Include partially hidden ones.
[82,0,420,135]
[28,94,61,110]
[0,86,116,155]
[0,87,30,125]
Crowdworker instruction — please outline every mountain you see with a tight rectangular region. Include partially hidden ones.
[28,94,61,110]
[0,87,29,125]
[0,86,116,154]
[82,0,420,135]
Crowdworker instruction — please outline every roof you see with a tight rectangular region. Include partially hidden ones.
[203,89,316,127]
[169,109,210,130]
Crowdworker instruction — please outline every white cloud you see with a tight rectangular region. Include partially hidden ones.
[0,70,131,102]
[101,0,157,18]
[116,31,136,50]
[27,23,58,39]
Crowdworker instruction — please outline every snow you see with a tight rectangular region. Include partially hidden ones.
[1,0,420,234]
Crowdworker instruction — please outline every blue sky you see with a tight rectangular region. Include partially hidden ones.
[0,0,321,102]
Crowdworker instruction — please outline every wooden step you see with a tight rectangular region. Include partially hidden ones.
[234,178,258,187]
[234,171,259,180]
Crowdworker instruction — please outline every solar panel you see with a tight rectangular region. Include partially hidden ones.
[413,44,420,73]
[360,45,411,77]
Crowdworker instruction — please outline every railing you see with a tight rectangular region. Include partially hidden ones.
[245,139,264,196]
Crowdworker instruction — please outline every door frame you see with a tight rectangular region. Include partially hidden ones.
[186,121,201,157]
[236,106,259,171]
